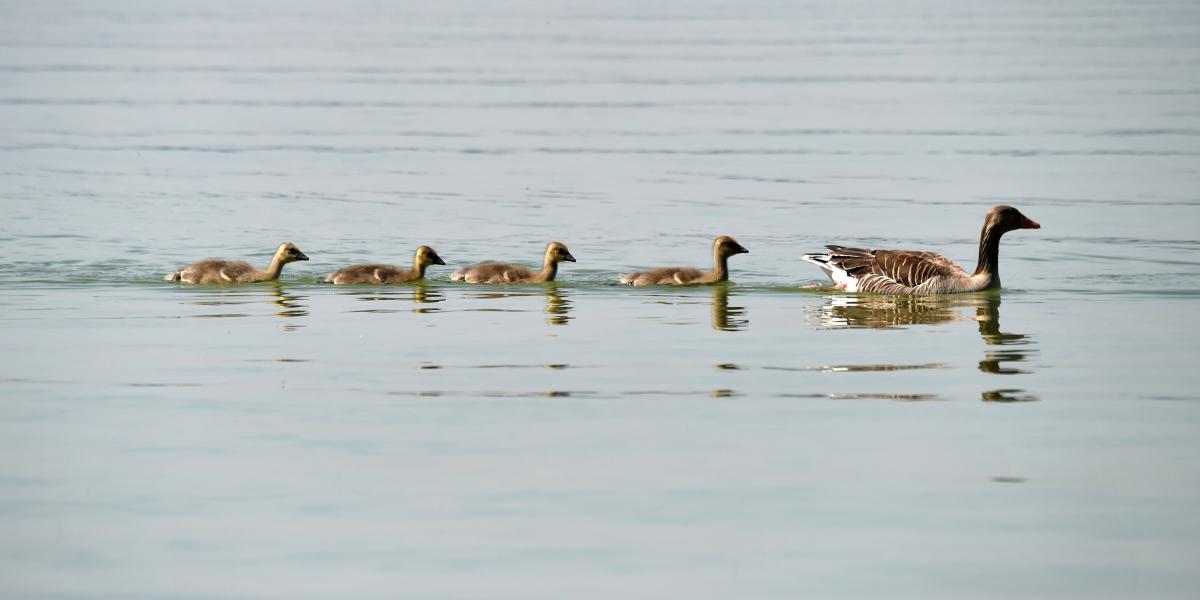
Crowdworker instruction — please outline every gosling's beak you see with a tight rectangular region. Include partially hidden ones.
[563,252,577,263]
[733,243,749,254]
[432,255,446,266]
[1020,216,1041,229]
[295,251,309,261]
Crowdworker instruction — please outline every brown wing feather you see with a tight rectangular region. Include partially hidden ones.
[873,251,967,287]
[826,246,968,294]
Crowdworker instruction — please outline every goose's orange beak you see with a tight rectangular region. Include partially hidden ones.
[1020,216,1041,229]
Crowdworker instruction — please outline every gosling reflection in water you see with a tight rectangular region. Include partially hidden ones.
[544,283,572,326]
[711,285,748,331]
[267,283,308,329]
[267,282,308,320]
[185,282,308,325]
[982,389,1039,402]
[340,283,445,314]
[466,284,574,326]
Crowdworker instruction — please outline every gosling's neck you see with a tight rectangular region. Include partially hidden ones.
[263,254,287,280]
[708,248,731,282]
[534,257,559,283]
[411,256,429,278]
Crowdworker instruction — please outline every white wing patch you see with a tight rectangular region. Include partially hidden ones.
[831,268,859,292]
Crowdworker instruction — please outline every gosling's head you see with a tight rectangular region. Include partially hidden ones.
[415,245,446,267]
[545,242,577,264]
[274,242,309,264]
[713,235,749,257]
[985,205,1041,234]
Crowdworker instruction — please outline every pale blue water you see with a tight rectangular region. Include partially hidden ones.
[2,1,1200,597]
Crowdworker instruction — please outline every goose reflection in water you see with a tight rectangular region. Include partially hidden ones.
[813,293,1038,402]
[975,295,1034,374]
[813,293,973,329]
[975,295,1039,402]
[711,285,748,332]
[340,282,445,314]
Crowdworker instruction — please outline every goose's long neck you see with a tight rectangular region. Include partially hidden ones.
[263,253,286,279]
[710,247,730,282]
[973,223,1003,277]
[536,255,558,282]
[412,255,428,278]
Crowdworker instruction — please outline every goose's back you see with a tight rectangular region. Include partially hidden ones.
[825,246,971,294]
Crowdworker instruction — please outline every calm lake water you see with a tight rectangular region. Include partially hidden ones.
[2,0,1200,597]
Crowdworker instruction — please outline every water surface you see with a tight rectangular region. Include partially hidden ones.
[2,1,1199,597]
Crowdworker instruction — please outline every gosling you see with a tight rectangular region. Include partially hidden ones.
[325,246,446,284]
[164,242,309,284]
[620,236,749,286]
[451,242,576,284]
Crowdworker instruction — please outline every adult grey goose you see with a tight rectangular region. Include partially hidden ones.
[801,205,1040,294]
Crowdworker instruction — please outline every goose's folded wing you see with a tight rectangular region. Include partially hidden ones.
[827,247,968,291]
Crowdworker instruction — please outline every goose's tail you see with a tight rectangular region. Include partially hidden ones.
[800,252,835,280]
